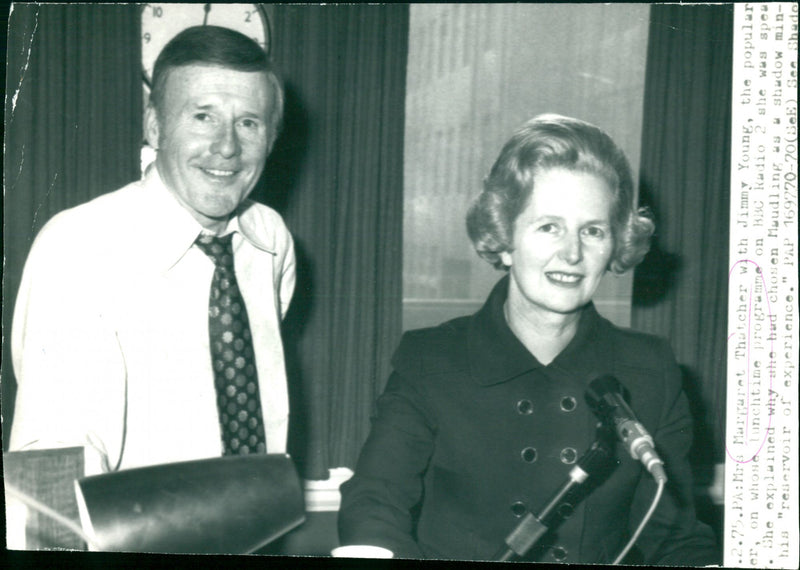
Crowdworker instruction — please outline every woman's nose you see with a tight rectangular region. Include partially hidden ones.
[211,123,240,158]
[559,233,583,264]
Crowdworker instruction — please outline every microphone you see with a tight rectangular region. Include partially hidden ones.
[585,375,667,484]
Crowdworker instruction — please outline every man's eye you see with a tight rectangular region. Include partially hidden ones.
[194,113,213,122]
[239,118,260,130]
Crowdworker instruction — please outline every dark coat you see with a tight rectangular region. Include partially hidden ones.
[339,276,719,564]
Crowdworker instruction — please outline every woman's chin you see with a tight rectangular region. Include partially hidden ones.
[535,291,591,315]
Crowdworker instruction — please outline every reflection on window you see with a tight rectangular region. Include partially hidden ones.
[403,4,651,331]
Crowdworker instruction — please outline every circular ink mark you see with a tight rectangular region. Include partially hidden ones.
[724,259,775,463]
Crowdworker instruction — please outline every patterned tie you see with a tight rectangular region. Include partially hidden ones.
[195,233,267,455]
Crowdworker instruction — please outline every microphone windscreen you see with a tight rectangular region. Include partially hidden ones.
[585,375,622,415]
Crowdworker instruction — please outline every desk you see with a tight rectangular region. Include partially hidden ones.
[4,450,344,555]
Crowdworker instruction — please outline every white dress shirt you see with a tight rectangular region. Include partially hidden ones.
[10,166,296,475]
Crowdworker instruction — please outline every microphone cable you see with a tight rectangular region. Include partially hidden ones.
[612,477,665,565]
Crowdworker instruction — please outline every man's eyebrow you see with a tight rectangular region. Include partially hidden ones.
[187,102,264,118]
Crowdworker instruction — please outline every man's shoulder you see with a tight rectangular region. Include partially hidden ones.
[33,179,145,245]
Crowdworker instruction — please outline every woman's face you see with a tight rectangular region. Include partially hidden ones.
[500,167,615,318]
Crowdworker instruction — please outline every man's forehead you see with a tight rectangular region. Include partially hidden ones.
[160,64,273,112]
[164,64,270,95]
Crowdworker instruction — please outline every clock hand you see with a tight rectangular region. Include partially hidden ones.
[203,3,211,26]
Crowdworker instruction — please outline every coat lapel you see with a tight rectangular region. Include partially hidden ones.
[466,275,615,388]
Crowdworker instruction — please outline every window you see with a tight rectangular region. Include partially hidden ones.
[403,4,651,331]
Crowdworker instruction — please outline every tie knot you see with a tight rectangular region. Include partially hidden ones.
[195,233,234,268]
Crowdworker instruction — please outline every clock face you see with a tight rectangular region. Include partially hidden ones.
[141,3,270,89]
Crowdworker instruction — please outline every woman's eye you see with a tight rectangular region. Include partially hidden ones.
[538,223,558,233]
[583,226,606,238]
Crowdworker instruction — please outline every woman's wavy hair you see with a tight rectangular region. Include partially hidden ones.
[466,114,654,274]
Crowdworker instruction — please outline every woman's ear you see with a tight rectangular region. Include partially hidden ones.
[500,251,513,267]
[144,105,160,150]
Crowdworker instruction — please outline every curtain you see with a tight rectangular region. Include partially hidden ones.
[262,5,408,479]
[632,5,733,469]
[2,4,143,449]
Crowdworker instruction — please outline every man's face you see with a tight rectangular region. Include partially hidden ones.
[146,64,275,232]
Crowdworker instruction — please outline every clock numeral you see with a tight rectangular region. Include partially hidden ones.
[143,32,151,44]
[150,5,163,18]
[245,9,254,23]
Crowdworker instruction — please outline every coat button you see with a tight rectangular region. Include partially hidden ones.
[560,447,577,464]
[557,502,574,519]
[552,546,568,561]
[510,501,527,517]
[520,447,538,463]
[516,399,534,415]
[560,396,577,412]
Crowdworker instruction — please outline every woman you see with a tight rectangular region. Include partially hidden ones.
[338,115,718,564]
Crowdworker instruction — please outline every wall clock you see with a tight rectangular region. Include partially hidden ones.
[141,3,271,91]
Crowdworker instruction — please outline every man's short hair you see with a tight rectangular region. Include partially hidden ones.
[149,25,284,138]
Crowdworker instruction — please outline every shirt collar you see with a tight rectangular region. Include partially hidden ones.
[467,274,605,385]
[225,206,279,255]
[142,164,277,272]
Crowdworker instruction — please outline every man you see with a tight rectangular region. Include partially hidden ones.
[9,26,296,476]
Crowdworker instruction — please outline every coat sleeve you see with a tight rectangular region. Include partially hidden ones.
[627,339,720,566]
[338,335,435,558]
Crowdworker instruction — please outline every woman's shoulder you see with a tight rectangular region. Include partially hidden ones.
[391,315,474,377]
[593,315,684,414]
[595,313,677,372]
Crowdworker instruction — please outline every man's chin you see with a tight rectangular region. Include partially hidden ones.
[192,206,239,231]
[198,196,244,218]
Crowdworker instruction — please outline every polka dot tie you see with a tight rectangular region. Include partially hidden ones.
[195,233,267,455]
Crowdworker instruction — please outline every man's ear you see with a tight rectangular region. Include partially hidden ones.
[144,105,161,150]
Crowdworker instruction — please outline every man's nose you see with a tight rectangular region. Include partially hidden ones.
[559,232,583,264]
[211,123,241,158]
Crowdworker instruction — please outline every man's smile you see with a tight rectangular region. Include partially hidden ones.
[200,167,239,179]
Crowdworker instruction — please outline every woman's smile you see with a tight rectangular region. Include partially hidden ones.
[545,271,583,286]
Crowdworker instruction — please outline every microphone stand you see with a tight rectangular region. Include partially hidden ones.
[494,438,614,562]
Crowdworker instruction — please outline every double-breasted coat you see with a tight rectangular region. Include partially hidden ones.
[339,276,718,565]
